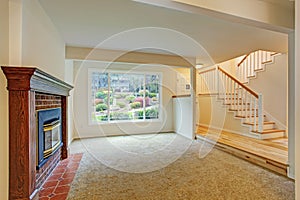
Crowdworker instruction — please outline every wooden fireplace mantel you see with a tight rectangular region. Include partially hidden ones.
[1,66,73,200]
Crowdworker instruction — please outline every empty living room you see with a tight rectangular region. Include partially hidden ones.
[0,0,299,199]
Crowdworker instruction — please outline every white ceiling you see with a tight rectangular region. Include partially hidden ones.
[39,0,288,64]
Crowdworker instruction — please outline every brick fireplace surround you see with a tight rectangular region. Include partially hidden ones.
[1,67,73,200]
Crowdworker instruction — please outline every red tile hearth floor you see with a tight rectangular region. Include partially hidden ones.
[39,153,83,200]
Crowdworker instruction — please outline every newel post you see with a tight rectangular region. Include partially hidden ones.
[258,94,264,132]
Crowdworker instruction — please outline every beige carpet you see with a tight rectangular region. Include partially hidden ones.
[67,133,294,200]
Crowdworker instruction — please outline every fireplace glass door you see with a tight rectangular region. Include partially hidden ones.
[43,120,61,158]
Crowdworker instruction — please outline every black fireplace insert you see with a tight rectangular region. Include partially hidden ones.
[37,107,62,169]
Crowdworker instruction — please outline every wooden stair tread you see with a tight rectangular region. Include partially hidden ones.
[235,114,266,118]
[254,68,264,72]
[252,129,286,134]
[243,121,275,125]
[196,126,288,165]
[229,108,258,111]
[224,103,250,105]
[261,60,273,64]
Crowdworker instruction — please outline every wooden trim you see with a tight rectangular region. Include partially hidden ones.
[261,60,273,65]
[1,66,73,200]
[198,68,215,74]
[172,94,191,98]
[2,66,73,96]
[270,52,280,56]
[218,66,259,98]
[61,96,68,159]
[237,54,250,67]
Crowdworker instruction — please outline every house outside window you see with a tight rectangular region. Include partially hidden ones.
[89,69,161,123]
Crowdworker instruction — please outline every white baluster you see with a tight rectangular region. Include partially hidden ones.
[254,98,257,131]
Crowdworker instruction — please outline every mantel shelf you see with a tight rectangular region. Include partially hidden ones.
[1,66,73,95]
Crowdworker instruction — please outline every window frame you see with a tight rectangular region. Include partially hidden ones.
[88,68,163,125]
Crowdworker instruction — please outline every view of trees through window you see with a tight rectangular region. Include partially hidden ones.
[91,71,160,122]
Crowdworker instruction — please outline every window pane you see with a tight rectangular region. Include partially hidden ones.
[92,72,109,122]
[110,73,144,121]
[145,74,160,119]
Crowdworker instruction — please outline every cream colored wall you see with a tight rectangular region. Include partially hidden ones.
[72,61,177,138]
[0,0,66,199]
[21,0,65,79]
[248,54,287,127]
[218,55,244,76]
[198,96,250,134]
[0,0,9,199]
[175,67,191,95]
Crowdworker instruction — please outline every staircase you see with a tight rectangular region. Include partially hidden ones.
[237,50,280,84]
[198,56,285,139]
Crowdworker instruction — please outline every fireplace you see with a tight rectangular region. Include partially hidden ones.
[37,108,62,169]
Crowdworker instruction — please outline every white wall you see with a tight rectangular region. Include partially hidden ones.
[173,97,193,139]
[198,96,250,135]
[73,61,177,138]
[0,0,66,199]
[248,54,287,128]
[0,0,9,199]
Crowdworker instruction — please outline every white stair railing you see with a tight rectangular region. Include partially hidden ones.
[237,50,278,83]
[198,67,218,95]
[198,66,264,132]
[218,67,263,132]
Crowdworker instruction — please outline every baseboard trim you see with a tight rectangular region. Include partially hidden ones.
[71,130,176,140]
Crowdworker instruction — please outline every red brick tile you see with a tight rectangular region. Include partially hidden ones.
[60,159,69,165]
[52,167,66,175]
[58,178,73,186]
[72,154,83,158]
[54,165,67,171]
[49,193,68,200]
[62,172,76,179]
[64,168,77,174]
[43,181,58,188]
[47,174,62,181]
[67,162,79,167]
[71,158,82,163]
[39,187,55,197]
[39,196,49,200]
[54,185,70,195]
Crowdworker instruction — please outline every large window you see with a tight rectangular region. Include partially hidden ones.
[89,69,161,123]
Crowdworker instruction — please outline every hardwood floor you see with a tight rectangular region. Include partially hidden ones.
[196,125,288,176]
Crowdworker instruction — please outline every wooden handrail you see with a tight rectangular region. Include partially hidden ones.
[198,67,216,74]
[237,54,250,67]
[218,66,259,98]
[172,94,191,98]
